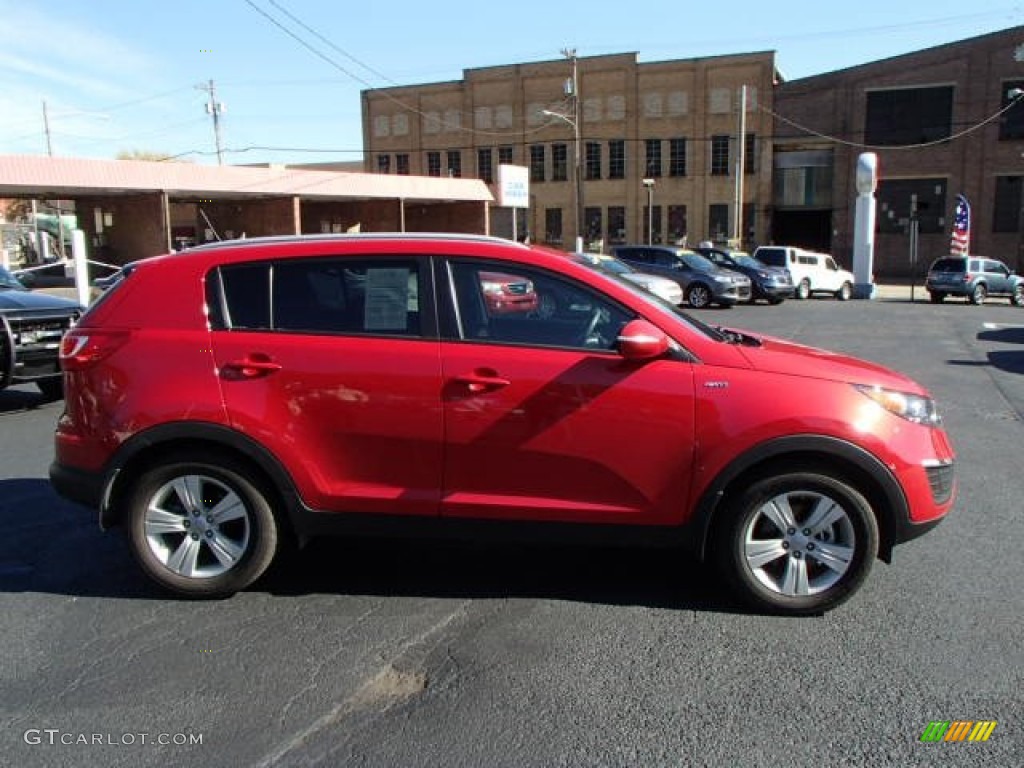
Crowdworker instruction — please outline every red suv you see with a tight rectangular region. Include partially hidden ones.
[50,234,956,614]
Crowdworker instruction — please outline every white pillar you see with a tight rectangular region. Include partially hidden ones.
[72,229,90,307]
[852,153,878,299]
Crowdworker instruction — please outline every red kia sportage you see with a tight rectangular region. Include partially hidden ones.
[50,234,956,614]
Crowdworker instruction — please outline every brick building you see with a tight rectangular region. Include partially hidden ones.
[363,27,1024,278]
[362,52,779,250]
[774,25,1024,277]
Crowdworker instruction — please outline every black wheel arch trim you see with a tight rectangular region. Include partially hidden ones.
[691,434,912,563]
[93,421,302,530]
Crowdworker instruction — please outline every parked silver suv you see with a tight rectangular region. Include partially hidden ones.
[925,256,1024,305]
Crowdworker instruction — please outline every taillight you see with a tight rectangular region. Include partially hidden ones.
[59,329,131,371]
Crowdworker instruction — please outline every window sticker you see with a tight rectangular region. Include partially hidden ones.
[364,268,411,330]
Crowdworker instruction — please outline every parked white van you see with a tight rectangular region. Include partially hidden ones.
[753,246,855,300]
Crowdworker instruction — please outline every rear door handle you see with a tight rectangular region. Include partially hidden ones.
[222,354,282,379]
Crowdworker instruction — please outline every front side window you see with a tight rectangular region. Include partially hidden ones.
[446,261,633,352]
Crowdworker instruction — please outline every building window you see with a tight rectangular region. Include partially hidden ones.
[742,203,756,244]
[427,151,441,177]
[552,144,568,182]
[478,148,494,183]
[609,140,625,179]
[709,204,730,241]
[993,176,1022,232]
[545,208,563,244]
[876,178,947,234]
[711,136,730,176]
[446,150,462,178]
[642,205,663,244]
[669,138,686,177]
[376,154,390,174]
[865,87,954,146]
[498,145,514,165]
[1000,81,1024,140]
[608,206,626,244]
[645,139,662,178]
[585,142,602,180]
[585,207,603,243]
[529,145,545,182]
[396,154,410,175]
[744,134,756,175]
[668,205,687,244]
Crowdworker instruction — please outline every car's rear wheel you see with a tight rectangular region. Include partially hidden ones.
[969,283,987,305]
[715,472,878,615]
[929,292,945,304]
[686,283,712,309]
[1012,285,1024,306]
[836,281,852,301]
[795,279,811,300]
[126,454,279,597]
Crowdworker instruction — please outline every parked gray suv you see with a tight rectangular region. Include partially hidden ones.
[925,256,1024,305]
[610,245,751,308]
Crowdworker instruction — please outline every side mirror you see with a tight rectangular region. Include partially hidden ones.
[617,319,670,361]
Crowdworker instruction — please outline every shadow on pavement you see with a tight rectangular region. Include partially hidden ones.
[0,477,746,614]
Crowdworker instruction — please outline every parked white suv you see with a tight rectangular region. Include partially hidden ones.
[753,246,855,301]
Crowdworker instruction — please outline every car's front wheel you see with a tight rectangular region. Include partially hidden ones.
[969,283,987,305]
[715,472,879,615]
[126,454,280,597]
[686,283,713,309]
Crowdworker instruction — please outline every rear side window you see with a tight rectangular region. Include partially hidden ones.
[212,257,423,336]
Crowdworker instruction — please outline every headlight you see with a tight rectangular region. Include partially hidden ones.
[480,280,504,295]
[714,275,732,284]
[854,385,940,426]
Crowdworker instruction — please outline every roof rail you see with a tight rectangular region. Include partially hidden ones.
[186,232,525,253]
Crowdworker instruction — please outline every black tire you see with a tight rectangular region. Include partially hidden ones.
[795,279,811,300]
[686,283,712,309]
[767,297,784,305]
[929,292,945,304]
[836,282,852,301]
[36,377,64,400]
[714,472,879,615]
[126,453,280,598]
[1012,285,1024,307]
[969,283,987,305]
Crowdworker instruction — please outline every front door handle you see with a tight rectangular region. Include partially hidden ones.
[453,370,510,394]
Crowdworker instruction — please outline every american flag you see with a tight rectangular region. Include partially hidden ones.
[950,194,971,255]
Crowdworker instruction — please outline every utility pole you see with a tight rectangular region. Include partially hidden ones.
[561,48,584,252]
[42,100,53,156]
[733,85,747,247]
[196,79,226,165]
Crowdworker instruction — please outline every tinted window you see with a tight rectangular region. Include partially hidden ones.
[220,263,271,329]
[756,249,785,268]
[983,260,1008,276]
[930,258,965,273]
[217,258,421,335]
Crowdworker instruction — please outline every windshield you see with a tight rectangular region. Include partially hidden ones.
[732,253,762,269]
[0,266,28,290]
[681,252,717,271]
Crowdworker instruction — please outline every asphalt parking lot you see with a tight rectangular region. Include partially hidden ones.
[1,292,1022,767]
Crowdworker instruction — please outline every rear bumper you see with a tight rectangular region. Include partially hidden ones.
[49,460,104,513]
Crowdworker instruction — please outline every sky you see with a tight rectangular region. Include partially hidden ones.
[0,0,1021,166]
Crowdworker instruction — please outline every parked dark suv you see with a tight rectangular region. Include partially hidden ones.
[1,266,82,399]
[610,245,752,308]
[50,234,956,615]
[925,256,1024,305]
[694,245,794,304]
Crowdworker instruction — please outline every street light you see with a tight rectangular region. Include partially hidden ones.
[541,108,584,252]
[642,178,655,244]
